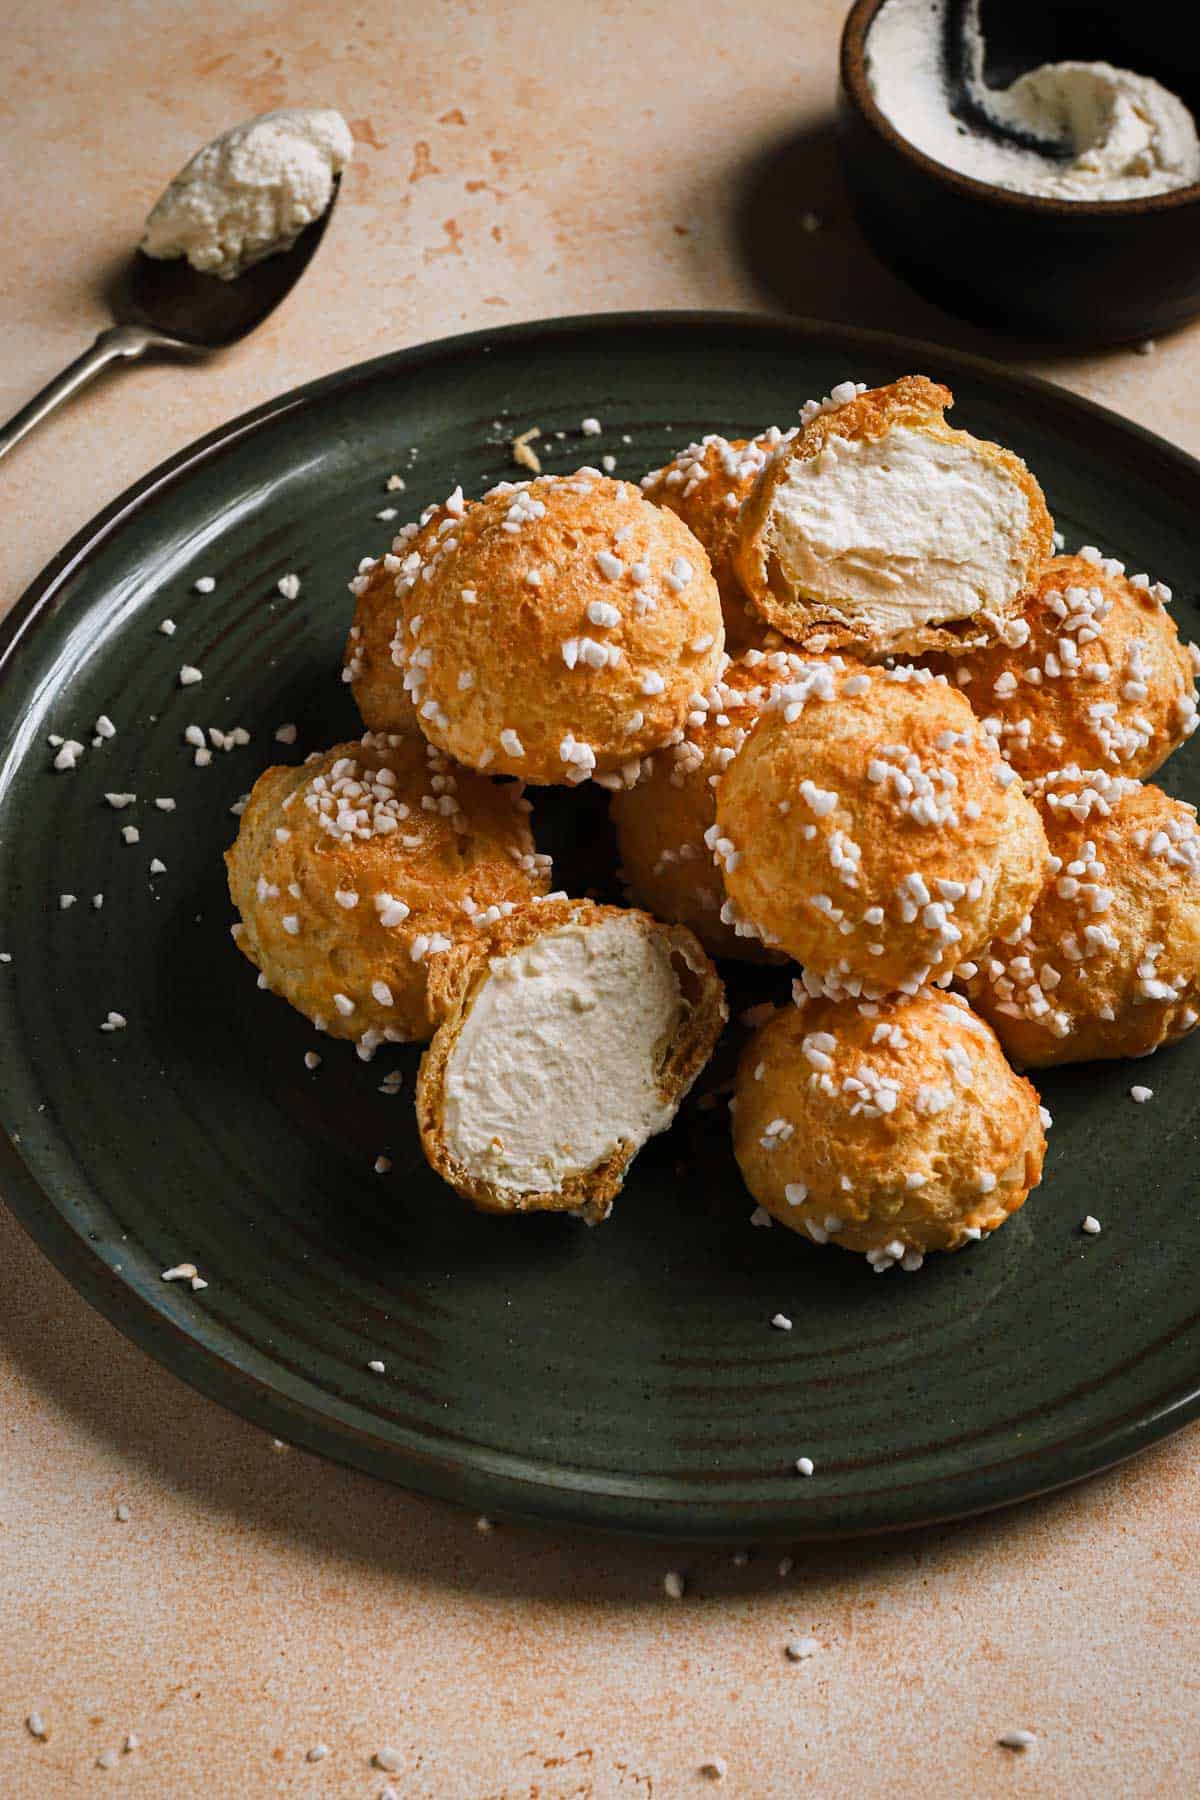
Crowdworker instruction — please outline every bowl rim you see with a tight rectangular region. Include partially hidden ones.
[840,0,1200,218]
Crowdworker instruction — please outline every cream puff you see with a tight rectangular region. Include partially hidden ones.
[343,542,425,737]
[933,550,1199,782]
[712,661,1049,990]
[732,986,1046,1268]
[354,472,726,787]
[610,647,810,958]
[641,429,796,649]
[735,376,1054,659]
[416,898,727,1222]
[962,766,1200,1065]
[225,734,552,1053]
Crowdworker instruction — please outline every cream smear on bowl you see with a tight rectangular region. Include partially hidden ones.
[142,108,353,279]
[866,0,1200,200]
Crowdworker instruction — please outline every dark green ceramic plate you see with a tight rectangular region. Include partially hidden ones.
[2,313,1198,1540]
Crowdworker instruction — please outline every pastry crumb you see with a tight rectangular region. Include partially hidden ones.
[511,426,542,474]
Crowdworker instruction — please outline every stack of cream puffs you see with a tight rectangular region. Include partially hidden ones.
[618,377,1196,1272]
[228,468,731,1223]
[225,380,1199,1270]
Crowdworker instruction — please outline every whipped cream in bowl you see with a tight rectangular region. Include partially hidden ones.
[838,0,1200,340]
[862,0,1200,206]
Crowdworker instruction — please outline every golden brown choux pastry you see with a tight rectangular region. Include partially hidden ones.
[610,647,810,959]
[735,376,1055,660]
[641,429,796,650]
[961,766,1200,1066]
[732,987,1046,1269]
[342,533,430,737]
[225,734,551,1054]
[712,661,1049,990]
[416,898,727,1223]
[354,472,726,787]
[931,550,1198,782]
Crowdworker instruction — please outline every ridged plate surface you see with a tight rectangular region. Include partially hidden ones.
[1,311,1198,1539]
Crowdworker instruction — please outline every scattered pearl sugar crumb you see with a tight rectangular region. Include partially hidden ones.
[178,664,202,686]
[115,1502,131,1522]
[998,1730,1037,1751]
[664,1569,686,1599]
[1130,1085,1153,1103]
[158,618,176,635]
[26,1711,48,1740]
[277,573,301,600]
[795,1456,814,1477]
[367,1359,386,1373]
[100,1011,127,1032]
[1082,1215,1102,1235]
[96,1748,119,1770]
[123,1734,139,1753]
[771,1312,793,1331]
[580,416,602,434]
[275,722,298,745]
[475,1514,494,1534]
[373,1747,403,1774]
[373,1155,392,1174]
[193,575,216,593]
[786,1637,821,1661]
[306,1743,330,1763]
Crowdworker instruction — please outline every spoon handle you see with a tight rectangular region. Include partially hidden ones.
[0,325,170,465]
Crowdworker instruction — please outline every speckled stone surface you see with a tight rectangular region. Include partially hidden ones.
[1,2,1198,1793]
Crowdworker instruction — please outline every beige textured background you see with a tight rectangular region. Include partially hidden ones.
[2,2,1198,1794]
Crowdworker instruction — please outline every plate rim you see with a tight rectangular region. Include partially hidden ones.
[3,306,1199,1541]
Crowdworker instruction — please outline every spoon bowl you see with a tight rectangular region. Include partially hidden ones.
[119,174,342,349]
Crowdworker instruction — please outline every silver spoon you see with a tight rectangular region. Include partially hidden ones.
[0,175,341,465]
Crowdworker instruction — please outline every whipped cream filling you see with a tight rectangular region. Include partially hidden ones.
[142,107,353,279]
[867,0,1200,201]
[766,426,1028,633]
[443,917,685,1194]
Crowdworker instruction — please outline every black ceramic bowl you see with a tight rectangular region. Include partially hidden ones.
[839,0,1200,342]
